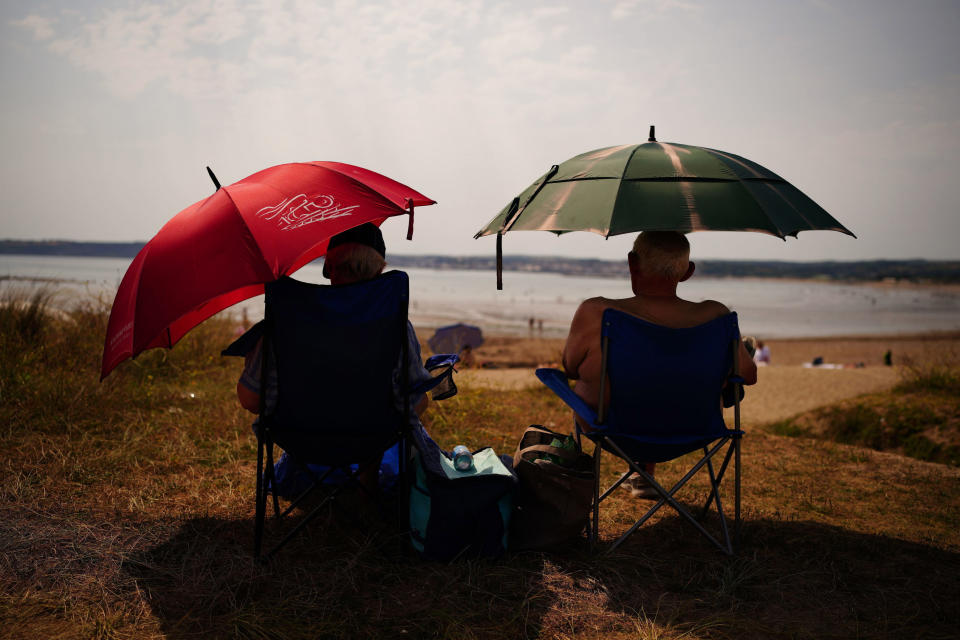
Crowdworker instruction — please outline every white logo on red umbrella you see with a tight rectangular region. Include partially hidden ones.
[256,194,358,230]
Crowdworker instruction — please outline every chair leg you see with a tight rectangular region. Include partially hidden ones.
[264,440,280,519]
[398,436,410,536]
[278,464,337,519]
[590,442,602,551]
[253,438,266,559]
[264,447,397,559]
[605,437,733,555]
[709,463,733,555]
[265,495,336,560]
[698,444,734,554]
[599,470,634,503]
[735,434,742,544]
[699,443,735,520]
[701,445,717,520]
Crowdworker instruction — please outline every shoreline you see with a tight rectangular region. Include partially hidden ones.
[3,270,960,292]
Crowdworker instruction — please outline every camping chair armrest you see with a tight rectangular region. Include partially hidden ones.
[410,353,460,400]
[535,368,600,427]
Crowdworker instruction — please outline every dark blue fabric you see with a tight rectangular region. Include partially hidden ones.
[604,310,737,439]
[537,310,741,464]
[412,353,460,395]
[261,271,409,467]
[423,353,459,371]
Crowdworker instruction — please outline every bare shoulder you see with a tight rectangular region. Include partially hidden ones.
[579,296,610,309]
[573,296,611,319]
[687,298,732,324]
[699,299,731,316]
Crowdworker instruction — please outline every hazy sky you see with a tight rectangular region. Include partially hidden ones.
[2,0,958,262]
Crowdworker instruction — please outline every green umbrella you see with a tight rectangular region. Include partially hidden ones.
[475,126,855,288]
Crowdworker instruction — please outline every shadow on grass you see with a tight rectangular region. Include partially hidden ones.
[125,508,960,639]
[123,501,556,639]
[592,514,960,639]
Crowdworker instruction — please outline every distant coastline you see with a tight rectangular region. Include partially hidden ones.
[2,239,959,283]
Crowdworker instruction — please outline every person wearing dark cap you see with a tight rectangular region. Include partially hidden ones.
[235,223,434,494]
[321,221,388,282]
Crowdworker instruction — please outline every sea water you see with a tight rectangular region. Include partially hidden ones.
[2,254,958,339]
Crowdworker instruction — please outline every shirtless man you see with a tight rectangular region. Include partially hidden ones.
[561,231,757,495]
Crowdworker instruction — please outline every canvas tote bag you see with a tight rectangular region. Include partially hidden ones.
[510,425,595,550]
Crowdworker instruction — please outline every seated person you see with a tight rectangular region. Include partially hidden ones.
[458,344,477,369]
[561,231,758,498]
[236,223,433,494]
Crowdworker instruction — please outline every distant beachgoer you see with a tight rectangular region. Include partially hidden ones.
[528,317,535,333]
[754,340,771,365]
[883,350,893,366]
[537,318,543,334]
[562,231,758,499]
[458,344,477,369]
[234,307,251,336]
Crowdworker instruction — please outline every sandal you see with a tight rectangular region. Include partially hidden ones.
[621,475,659,500]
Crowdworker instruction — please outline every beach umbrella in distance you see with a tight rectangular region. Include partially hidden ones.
[428,323,484,355]
[475,126,856,288]
[101,162,435,379]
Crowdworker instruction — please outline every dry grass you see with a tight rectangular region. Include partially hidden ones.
[1,287,959,639]
[767,356,960,466]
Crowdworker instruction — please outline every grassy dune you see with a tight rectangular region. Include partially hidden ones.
[1,289,959,639]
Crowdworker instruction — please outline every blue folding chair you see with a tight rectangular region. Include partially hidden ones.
[536,309,745,555]
[230,271,447,559]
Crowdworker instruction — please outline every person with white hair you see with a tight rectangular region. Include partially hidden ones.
[561,231,758,498]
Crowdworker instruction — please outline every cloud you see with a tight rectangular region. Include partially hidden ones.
[14,0,604,118]
[34,0,250,99]
[10,14,55,39]
[610,0,699,21]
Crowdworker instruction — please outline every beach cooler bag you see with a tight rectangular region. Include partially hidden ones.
[409,441,517,562]
[510,425,595,551]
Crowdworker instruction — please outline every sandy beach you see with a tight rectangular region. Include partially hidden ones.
[449,332,959,426]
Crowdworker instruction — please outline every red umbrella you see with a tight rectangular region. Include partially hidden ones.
[101,161,435,379]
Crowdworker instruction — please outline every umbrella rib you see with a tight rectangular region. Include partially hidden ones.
[295,162,436,208]
[217,186,277,279]
[624,177,789,184]
[606,144,645,238]
[546,176,790,185]
[504,164,560,234]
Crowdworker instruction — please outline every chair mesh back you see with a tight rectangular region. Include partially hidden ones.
[264,271,408,445]
[603,310,739,442]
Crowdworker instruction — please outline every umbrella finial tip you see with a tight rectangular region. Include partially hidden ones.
[206,166,222,191]
[648,125,656,142]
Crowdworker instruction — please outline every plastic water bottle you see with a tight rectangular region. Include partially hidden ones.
[452,445,474,472]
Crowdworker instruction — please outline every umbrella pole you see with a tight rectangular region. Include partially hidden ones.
[495,167,557,290]
[496,197,519,291]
